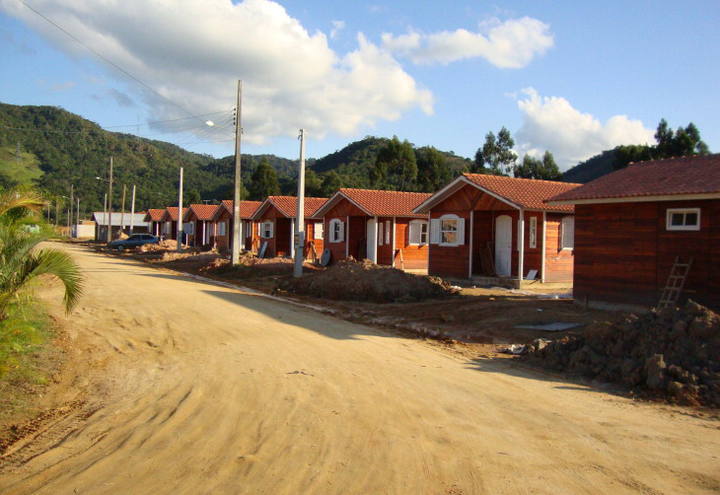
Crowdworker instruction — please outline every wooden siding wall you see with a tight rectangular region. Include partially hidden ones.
[214,210,231,252]
[394,218,429,269]
[573,200,720,308]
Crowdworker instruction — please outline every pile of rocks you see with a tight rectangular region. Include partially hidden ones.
[525,300,720,407]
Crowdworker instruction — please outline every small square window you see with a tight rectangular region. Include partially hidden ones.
[666,208,700,231]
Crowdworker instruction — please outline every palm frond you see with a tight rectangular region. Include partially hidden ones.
[0,189,46,220]
[23,249,84,313]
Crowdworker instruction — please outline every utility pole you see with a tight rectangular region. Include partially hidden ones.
[68,183,74,231]
[55,198,59,226]
[177,167,184,252]
[293,129,307,278]
[76,196,80,227]
[120,184,127,235]
[231,79,243,265]
[107,157,114,243]
[130,184,136,233]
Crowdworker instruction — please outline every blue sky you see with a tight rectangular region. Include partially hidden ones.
[1,0,718,170]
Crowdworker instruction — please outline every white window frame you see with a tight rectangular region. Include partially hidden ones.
[329,218,344,243]
[666,208,700,231]
[529,216,537,249]
[260,220,274,239]
[217,221,227,236]
[561,216,574,250]
[314,222,323,240]
[434,214,465,247]
[184,222,194,235]
[408,220,428,245]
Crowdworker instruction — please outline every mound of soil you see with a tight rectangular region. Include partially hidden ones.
[525,300,720,407]
[279,258,459,303]
[138,239,178,252]
[200,254,298,280]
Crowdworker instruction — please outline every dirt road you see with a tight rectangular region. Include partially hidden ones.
[1,244,719,494]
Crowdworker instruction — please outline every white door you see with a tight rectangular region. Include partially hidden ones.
[366,218,376,262]
[495,215,512,276]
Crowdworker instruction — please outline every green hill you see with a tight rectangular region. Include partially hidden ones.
[562,149,618,183]
[0,102,473,221]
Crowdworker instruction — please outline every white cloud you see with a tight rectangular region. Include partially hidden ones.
[1,0,432,143]
[514,88,655,170]
[330,20,345,40]
[382,17,553,68]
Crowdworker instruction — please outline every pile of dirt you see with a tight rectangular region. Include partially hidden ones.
[524,300,720,407]
[201,254,305,280]
[139,239,178,252]
[279,258,459,303]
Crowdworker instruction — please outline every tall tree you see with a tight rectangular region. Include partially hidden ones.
[304,169,324,197]
[474,127,517,175]
[372,136,417,190]
[415,146,452,192]
[321,171,343,197]
[248,158,280,200]
[514,151,562,180]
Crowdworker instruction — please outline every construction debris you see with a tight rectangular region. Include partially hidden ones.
[279,258,459,303]
[524,300,720,407]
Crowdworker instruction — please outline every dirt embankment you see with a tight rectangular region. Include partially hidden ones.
[278,258,459,303]
[525,300,720,407]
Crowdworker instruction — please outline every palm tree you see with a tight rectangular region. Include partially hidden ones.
[0,189,83,320]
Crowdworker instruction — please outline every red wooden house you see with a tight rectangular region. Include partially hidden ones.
[251,196,327,258]
[144,208,165,237]
[549,154,720,310]
[184,204,220,248]
[313,188,432,269]
[211,200,262,253]
[413,173,580,285]
[160,207,188,241]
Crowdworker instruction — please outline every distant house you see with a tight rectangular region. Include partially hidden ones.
[313,188,432,269]
[92,212,149,241]
[160,207,188,241]
[144,209,166,237]
[413,173,580,284]
[184,204,220,248]
[211,200,262,253]
[251,196,327,258]
[549,154,720,310]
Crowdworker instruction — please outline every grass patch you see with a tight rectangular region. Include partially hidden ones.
[0,300,59,422]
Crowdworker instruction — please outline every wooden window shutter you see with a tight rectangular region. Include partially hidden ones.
[456,218,465,245]
[430,218,441,244]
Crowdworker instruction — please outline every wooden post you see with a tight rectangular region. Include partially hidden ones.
[518,209,525,285]
[468,210,474,279]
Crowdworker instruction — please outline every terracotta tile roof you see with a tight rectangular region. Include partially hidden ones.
[549,154,720,203]
[161,207,188,221]
[462,174,580,213]
[185,204,220,221]
[145,208,165,221]
[218,200,263,219]
[333,188,431,218]
[256,196,328,219]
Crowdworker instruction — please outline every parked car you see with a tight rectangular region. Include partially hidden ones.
[108,234,160,251]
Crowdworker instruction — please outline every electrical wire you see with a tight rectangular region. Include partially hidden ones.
[21,1,222,129]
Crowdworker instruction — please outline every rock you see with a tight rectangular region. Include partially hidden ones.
[645,354,666,390]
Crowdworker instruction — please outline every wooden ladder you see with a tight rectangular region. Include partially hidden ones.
[657,256,693,310]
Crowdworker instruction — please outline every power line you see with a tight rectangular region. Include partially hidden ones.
[104,110,233,129]
[22,1,217,129]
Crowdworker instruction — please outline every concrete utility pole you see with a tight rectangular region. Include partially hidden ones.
[55,198,59,226]
[107,157,114,243]
[130,184,136,233]
[120,184,127,234]
[293,129,307,278]
[68,183,74,231]
[76,196,80,230]
[231,79,243,265]
[177,167,184,252]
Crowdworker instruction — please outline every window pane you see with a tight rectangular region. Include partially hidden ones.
[671,213,684,226]
[442,231,457,244]
[685,212,698,225]
[441,220,457,232]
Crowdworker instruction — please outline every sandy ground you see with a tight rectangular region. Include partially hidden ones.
[1,243,719,495]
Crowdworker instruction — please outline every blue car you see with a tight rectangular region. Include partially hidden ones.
[109,234,160,251]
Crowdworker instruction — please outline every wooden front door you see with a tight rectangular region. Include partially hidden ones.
[495,215,512,276]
